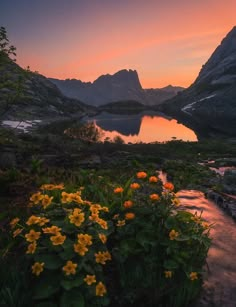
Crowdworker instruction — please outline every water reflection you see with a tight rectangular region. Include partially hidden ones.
[83,112,197,143]
[177,190,236,306]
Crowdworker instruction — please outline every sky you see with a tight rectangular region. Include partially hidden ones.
[1,0,236,88]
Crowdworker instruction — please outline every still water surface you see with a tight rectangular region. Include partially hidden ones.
[83,111,197,143]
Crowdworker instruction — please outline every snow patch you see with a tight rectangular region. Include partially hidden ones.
[182,95,216,115]
[1,120,42,132]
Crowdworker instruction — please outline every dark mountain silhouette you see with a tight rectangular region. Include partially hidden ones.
[49,70,184,106]
[159,26,236,138]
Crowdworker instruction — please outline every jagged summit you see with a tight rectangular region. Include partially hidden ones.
[195,26,236,84]
[160,26,236,138]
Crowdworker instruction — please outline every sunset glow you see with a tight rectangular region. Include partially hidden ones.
[93,115,197,143]
[1,0,236,87]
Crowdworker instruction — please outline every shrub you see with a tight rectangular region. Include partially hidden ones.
[8,171,211,306]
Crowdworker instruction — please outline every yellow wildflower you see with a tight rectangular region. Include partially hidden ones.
[61,191,72,203]
[74,243,88,256]
[149,176,158,183]
[189,272,198,281]
[123,200,133,208]
[40,183,64,190]
[169,229,179,240]
[84,275,96,285]
[30,192,43,204]
[96,218,108,230]
[103,251,112,261]
[164,271,172,278]
[114,187,124,193]
[202,222,210,229]
[136,171,147,179]
[113,214,119,220]
[191,215,201,224]
[95,252,107,265]
[125,212,135,220]
[26,215,40,226]
[50,233,66,245]
[89,213,99,222]
[10,217,20,229]
[117,220,126,227]
[77,234,93,246]
[130,183,140,190]
[13,228,23,237]
[25,229,41,242]
[99,233,107,244]
[32,262,44,276]
[96,282,107,296]
[37,217,50,226]
[42,225,61,235]
[62,260,78,276]
[69,212,85,227]
[150,194,160,201]
[26,242,37,254]
[41,195,53,209]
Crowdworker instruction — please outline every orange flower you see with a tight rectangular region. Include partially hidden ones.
[25,229,41,242]
[84,275,96,285]
[32,262,44,276]
[42,225,61,235]
[30,192,43,204]
[130,183,140,190]
[150,194,160,201]
[96,282,107,296]
[164,182,174,191]
[169,229,179,240]
[136,171,147,179]
[74,243,88,256]
[99,233,107,244]
[189,272,198,281]
[164,271,172,278]
[10,217,20,229]
[125,212,135,220]
[149,176,158,183]
[123,200,133,208]
[114,187,124,193]
[77,234,93,246]
[26,242,37,254]
[62,260,78,275]
[41,195,53,209]
[50,233,66,245]
[13,228,23,237]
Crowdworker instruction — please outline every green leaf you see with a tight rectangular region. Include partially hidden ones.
[175,235,190,242]
[33,273,60,299]
[164,259,179,269]
[164,216,177,229]
[60,289,84,307]
[34,254,63,269]
[61,276,84,290]
[59,249,75,261]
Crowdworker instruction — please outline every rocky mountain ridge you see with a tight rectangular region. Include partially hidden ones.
[50,70,184,106]
[159,26,236,138]
[0,57,93,127]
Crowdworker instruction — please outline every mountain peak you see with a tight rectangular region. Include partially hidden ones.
[195,26,236,84]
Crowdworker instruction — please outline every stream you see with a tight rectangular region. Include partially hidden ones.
[177,190,236,307]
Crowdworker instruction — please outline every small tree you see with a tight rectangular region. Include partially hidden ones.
[0,26,16,62]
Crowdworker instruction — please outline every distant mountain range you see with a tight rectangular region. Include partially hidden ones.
[49,70,184,106]
[159,26,236,138]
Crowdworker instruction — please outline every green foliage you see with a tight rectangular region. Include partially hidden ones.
[6,170,211,306]
[0,26,16,61]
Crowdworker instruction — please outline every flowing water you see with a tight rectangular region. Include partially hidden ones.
[177,190,236,307]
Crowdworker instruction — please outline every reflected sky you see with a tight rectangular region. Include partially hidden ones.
[84,112,197,143]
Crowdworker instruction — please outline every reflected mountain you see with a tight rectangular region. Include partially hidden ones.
[83,111,197,143]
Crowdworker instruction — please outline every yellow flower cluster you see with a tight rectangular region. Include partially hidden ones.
[32,262,44,276]
[26,215,50,226]
[61,191,84,204]
[42,225,66,245]
[30,192,53,208]
[88,205,108,230]
[95,251,112,265]
[69,208,85,227]
[74,233,92,256]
